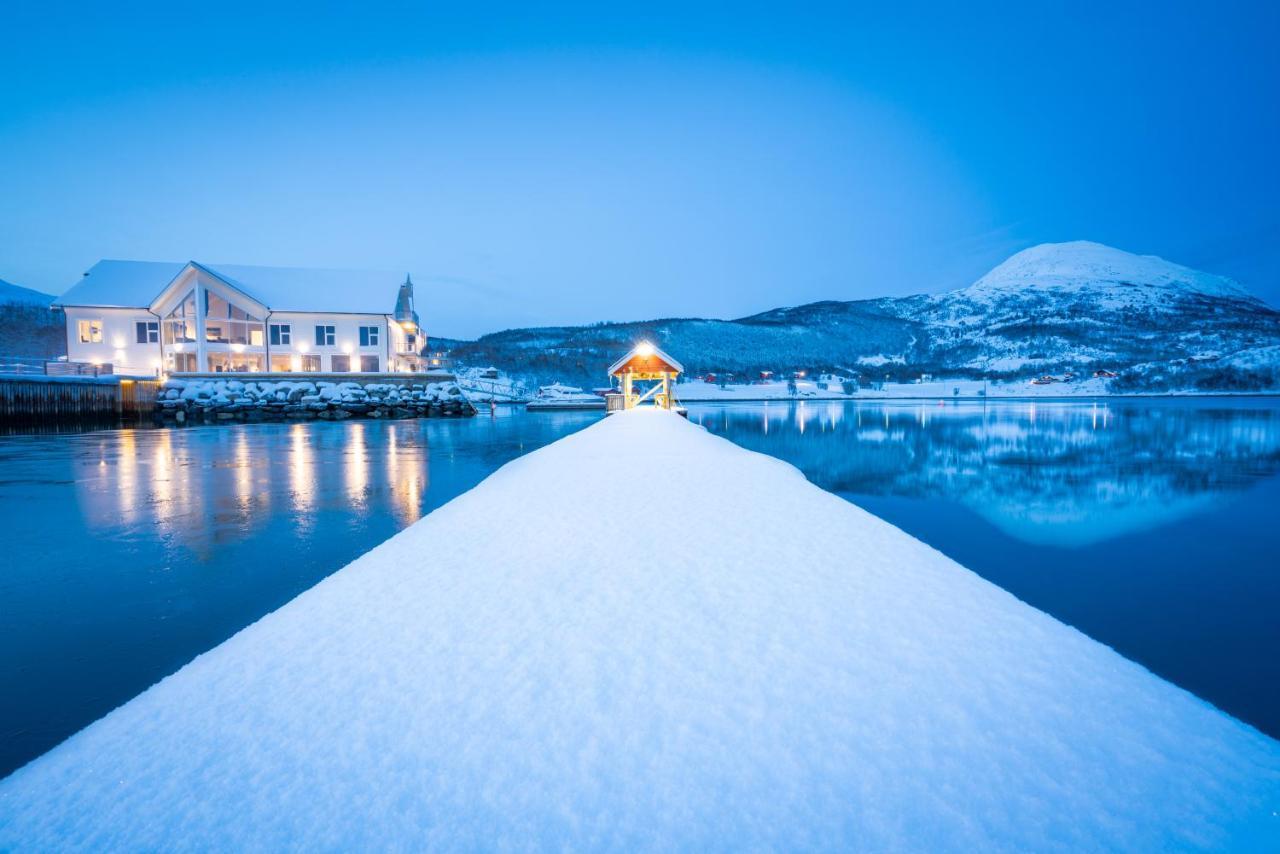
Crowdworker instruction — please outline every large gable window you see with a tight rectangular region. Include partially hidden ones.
[162,291,197,345]
[204,290,264,346]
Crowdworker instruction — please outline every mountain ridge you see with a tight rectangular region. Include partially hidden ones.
[447,242,1280,392]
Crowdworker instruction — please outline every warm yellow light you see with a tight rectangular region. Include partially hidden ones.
[342,342,353,355]
[173,342,184,352]
[296,341,310,354]
[230,343,245,353]
[112,336,126,348]
[291,354,302,371]
[635,341,655,357]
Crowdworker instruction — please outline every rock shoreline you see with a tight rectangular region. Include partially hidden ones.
[155,377,476,424]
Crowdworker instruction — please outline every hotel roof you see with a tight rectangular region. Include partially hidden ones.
[55,260,407,315]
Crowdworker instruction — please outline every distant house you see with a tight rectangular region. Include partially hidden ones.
[54,261,432,375]
[1093,369,1118,378]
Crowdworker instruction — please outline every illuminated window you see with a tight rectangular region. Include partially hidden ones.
[77,319,103,343]
[162,291,197,344]
[204,291,264,346]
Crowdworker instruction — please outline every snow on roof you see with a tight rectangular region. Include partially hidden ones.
[1,411,1277,849]
[608,342,684,375]
[55,260,408,314]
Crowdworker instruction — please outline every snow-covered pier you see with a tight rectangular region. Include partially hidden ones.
[1,410,1278,849]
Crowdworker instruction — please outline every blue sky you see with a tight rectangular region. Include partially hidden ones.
[2,1,1277,337]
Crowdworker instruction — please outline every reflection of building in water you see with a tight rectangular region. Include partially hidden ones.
[697,401,1280,548]
[74,422,434,562]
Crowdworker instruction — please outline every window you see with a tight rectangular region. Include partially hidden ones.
[301,355,321,372]
[270,355,294,372]
[359,355,380,372]
[269,324,291,346]
[163,291,197,344]
[135,321,159,344]
[315,325,335,346]
[77,319,103,344]
[359,325,380,347]
[168,352,197,372]
[204,290,265,346]
[207,352,264,373]
[330,354,350,372]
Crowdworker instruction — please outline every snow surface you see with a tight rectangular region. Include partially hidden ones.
[55,260,406,314]
[965,240,1252,300]
[2,411,1278,850]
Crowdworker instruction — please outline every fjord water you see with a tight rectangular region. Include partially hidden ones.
[0,409,599,777]
[1,400,1278,778]
[690,398,1280,740]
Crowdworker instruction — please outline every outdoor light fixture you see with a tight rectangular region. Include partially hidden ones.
[635,341,655,357]
[342,343,353,355]
[230,343,245,353]
[296,341,310,354]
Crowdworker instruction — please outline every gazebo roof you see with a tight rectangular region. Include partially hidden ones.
[608,342,684,376]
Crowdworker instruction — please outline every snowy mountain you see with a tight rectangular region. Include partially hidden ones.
[450,242,1280,392]
[0,278,55,305]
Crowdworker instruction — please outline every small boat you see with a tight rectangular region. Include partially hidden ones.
[526,384,606,411]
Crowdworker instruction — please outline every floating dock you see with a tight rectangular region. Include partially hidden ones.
[1,410,1277,849]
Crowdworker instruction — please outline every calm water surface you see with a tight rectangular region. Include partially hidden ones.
[0,408,598,776]
[2,399,1279,777]
[690,398,1280,741]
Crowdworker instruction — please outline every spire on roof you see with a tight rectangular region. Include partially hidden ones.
[395,275,420,330]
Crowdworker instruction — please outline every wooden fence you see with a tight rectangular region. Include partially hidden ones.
[0,376,160,429]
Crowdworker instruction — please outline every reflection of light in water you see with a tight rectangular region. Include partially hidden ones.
[386,424,426,527]
[796,401,807,434]
[152,431,175,535]
[289,423,315,516]
[346,422,369,506]
[117,431,138,523]
[1092,403,1098,430]
[234,429,252,511]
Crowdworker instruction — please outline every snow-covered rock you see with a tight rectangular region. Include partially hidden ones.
[0,411,1276,849]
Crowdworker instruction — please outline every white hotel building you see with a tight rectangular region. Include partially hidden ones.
[55,260,435,376]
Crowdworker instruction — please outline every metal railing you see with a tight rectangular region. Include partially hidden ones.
[0,356,113,377]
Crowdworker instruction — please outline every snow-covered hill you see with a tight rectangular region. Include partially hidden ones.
[966,240,1251,301]
[0,278,55,305]
[449,242,1280,393]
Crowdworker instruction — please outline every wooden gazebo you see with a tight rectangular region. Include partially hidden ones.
[607,342,684,412]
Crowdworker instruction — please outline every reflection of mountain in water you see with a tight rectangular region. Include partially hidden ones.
[693,401,1280,547]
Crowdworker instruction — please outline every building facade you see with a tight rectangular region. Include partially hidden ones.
[56,261,433,375]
